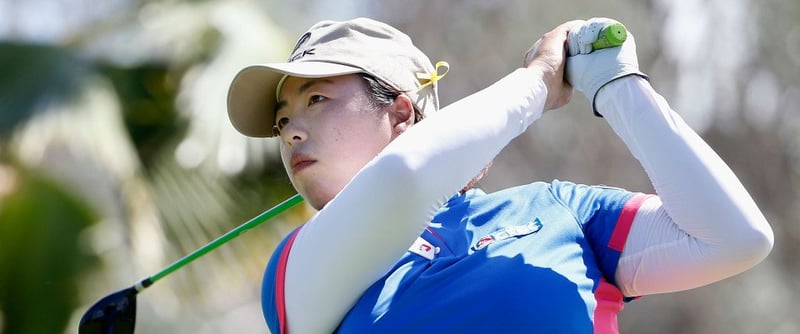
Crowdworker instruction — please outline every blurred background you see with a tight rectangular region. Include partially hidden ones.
[0,0,797,333]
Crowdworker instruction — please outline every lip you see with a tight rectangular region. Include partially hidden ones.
[290,153,316,174]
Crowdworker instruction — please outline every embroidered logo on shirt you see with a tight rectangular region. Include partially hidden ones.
[471,218,543,251]
[409,237,439,260]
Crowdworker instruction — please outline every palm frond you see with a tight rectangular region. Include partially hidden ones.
[0,43,92,138]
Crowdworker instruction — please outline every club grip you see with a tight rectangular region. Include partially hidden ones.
[591,22,627,51]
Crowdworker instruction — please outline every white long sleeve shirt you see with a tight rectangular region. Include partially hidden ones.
[275,69,773,333]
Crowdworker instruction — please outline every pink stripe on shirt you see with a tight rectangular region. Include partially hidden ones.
[594,194,653,333]
[276,228,302,334]
[608,194,653,252]
[593,278,625,334]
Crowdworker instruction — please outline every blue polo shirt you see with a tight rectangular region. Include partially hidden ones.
[263,180,647,333]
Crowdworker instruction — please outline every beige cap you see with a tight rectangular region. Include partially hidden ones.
[227,17,444,137]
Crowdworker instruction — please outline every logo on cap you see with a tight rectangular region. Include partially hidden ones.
[288,32,315,62]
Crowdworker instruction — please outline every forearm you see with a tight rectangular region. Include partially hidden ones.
[284,68,547,333]
[602,77,774,296]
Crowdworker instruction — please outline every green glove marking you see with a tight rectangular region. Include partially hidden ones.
[591,22,627,51]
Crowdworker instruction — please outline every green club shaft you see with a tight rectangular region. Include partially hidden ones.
[138,193,304,289]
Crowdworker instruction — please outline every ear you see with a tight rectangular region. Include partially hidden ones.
[389,94,415,135]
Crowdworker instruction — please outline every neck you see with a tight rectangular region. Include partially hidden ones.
[459,162,492,194]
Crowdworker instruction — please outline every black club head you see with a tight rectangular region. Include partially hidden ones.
[78,287,138,334]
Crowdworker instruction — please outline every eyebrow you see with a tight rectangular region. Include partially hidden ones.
[274,78,335,116]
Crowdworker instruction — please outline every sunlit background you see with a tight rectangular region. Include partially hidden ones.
[0,0,798,333]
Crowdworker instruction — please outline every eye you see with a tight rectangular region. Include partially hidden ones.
[273,117,289,136]
[308,94,326,106]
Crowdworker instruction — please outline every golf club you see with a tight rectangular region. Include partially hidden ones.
[78,193,304,334]
[591,22,627,50]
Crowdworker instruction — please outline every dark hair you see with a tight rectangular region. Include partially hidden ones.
[359,73,424,123]
[359,72,487,192]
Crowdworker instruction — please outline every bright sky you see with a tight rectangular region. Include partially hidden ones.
[0,0,135,43]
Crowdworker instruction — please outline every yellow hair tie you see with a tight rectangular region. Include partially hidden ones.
[416,61,450,91]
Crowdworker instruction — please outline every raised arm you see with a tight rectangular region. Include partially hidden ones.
[601,76,773,296]
[565,18,773,296]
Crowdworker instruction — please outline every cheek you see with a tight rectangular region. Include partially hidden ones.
[279,144,293,175]
[279,143,288,163]
[338,123,387,156]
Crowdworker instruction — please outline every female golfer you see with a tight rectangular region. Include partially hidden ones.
[226,17,773,333]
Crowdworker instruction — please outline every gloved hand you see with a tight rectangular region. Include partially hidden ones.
[565,18,648,116]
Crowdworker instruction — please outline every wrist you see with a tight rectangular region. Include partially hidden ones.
[524,63,563,111]
[525,61,557,89]
[591,73,649,117]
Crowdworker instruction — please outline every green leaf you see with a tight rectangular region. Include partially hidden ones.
[0,43,93,138]
[0,164,98,334]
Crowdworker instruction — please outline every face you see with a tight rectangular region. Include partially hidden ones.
[273,74,408,210]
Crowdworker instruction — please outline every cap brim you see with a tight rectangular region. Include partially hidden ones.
[227,62,363,137]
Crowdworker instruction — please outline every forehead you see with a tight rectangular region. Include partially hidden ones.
[279,74,364,98]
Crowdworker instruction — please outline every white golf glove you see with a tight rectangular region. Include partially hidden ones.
[566,18,648,116]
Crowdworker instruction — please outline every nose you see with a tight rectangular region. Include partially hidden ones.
[280,120,307,147]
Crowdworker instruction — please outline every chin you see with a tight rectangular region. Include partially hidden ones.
[309,199,327,211]
[297,179,345,211]
[303,191,334,211]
